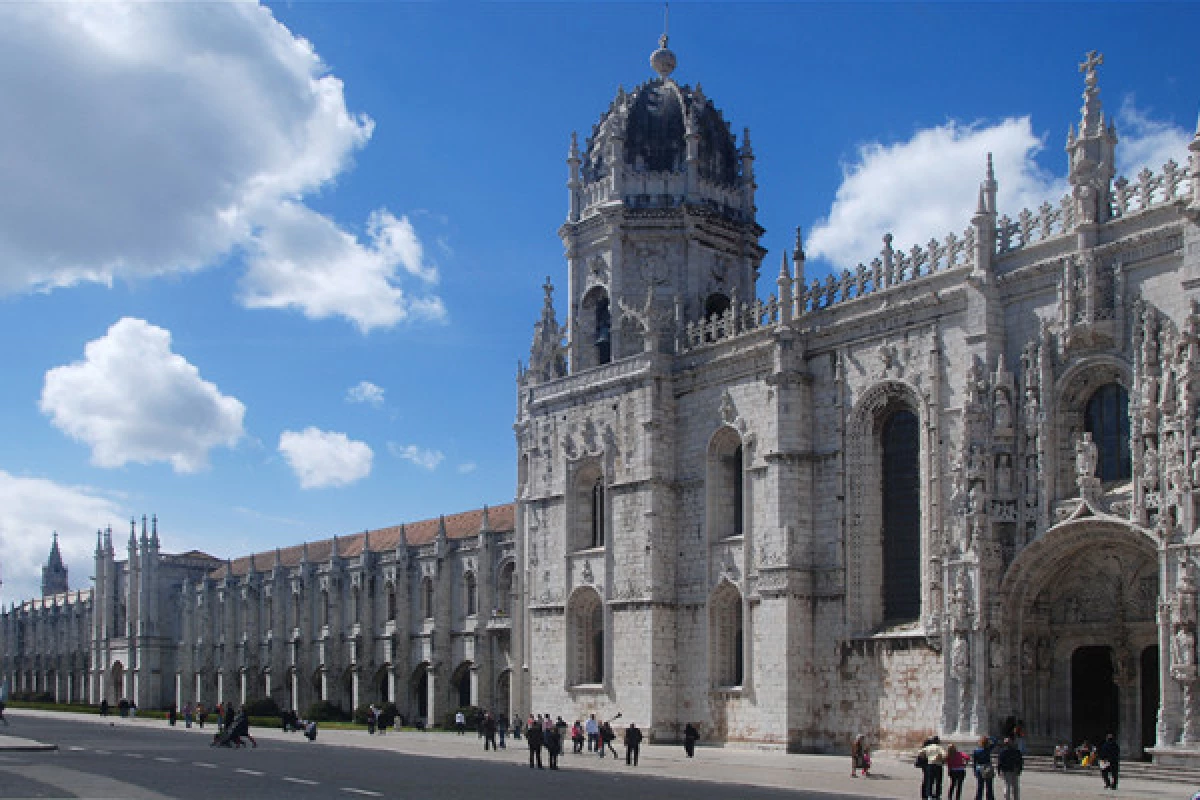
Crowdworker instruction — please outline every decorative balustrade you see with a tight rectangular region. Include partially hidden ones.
[997,159,1194,256]
[678,224,976,353]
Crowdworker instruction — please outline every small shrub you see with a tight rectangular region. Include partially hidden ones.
[304,700,349,722]
[378,702,398,728]
[241,696,280,718]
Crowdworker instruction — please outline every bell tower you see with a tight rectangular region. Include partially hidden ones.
[41,532,69,596]
[560,34,765,373]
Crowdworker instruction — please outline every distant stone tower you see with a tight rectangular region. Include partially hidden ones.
[41,533,68,596]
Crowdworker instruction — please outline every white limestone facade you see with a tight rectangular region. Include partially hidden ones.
[512,41,1200,763]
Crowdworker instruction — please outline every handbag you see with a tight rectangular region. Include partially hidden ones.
[915,752,928,768]
[981,764,995,780]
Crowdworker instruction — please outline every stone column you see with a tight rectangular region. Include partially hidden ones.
[425,665,438,728]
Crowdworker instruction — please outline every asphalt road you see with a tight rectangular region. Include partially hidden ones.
[0,716,849,800]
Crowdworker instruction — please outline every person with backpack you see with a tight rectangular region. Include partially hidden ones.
[601,719,619,758]
[973,736,996,800]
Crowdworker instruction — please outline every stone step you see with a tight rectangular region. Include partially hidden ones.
[1021,754,1200,786]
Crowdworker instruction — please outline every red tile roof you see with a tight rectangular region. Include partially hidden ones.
[210,503,514,579]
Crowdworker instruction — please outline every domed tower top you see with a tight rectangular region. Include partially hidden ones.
[569,38,753,224]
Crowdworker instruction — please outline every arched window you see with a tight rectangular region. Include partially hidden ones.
[291,592,301,631]
[320,590,330,628]
[710,583,744,688]
[386,584,397,622]
[1085,383,1131,482]
[707,427,746,541]
[569,589,604,686]
[496,563,514,616]
[595,297,611,365]
[421,578,434,620]
[464,573,478,617]
[882,409,921,623]
[591,480,605,548]
[705,293,731,320]
[572,464,606,551]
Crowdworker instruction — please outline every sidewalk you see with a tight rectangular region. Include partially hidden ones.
[6,708,1194,799]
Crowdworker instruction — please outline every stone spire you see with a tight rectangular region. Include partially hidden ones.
[41,532,69,597]
[971,154,998,281]
[274,547,283,570]
[792,226,807,304]
[480,505,491,533]
[776,251,793,324]
[436,514,448,558]
[150,514,160,551]
[1189,111,1200,213]
[1067,50,1117,227]
[526,277,566,384]
[567,132,582,222]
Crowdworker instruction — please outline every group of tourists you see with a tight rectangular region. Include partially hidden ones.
[520,712,640,769]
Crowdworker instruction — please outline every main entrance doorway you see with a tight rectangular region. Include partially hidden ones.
[1072,646,1119,747]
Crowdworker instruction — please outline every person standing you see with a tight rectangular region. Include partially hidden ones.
[496,713,507,749]
[946,743,969,800]
[624,722,643,766]
[526,719,544,769]
[973,736,996,800]
[572,720,584,753]
[197,703,207,729]
[183,703,193,728]
[99,698,109,717]
[684,723,700,759]
[996,737,1023,800]
[1097,732,1120,790]
[918,736,946,800]
[483,712,497,751]
[455,709,466,735]
[168,704,176,726]
[545,723,561,770]
[586,714,599,752]
[851,734,866,777]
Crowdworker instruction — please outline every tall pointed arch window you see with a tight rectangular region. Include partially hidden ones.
[595,297,612,365]
[710,582,744,688]
[421,577,434,620]
[464,573,478,617]
[572,463,606,551]
[591,480,606,548]
[386,584,397,622]
[496,562,515,616]
[1085,383,1131,482]
[881,409,921,623]
[568,589,605,686]
[707,428,746,541]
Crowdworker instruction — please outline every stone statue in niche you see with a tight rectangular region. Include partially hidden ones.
[1175,624,1196,668]
[1143,373,1160,427]
[994,389,1013,430]
[951,632,971,682]
[989,634,1005,669]
[967,446,986,480]
[1021,637,1035,672]
[1024,386,1040,438]
[1192,449,1200,487]
[1037,636,1053,670]
[1076,433,1099,479]
[1143,440,1159,488]
[996,454,1013,495]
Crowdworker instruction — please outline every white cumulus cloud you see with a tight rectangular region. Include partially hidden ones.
[0,470,125,606]
[388,443,445,471]
[346,380,385,408]
[40,318,246,472]
[279,427,373,489]
[457,462,478,474]
[0,2,442,331]
[807,103,1193,270]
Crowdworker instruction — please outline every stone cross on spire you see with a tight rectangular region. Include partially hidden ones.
[1078,49,1105,137]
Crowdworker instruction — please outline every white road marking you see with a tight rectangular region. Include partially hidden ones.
[193,761,217,768]
[155,757,178,763]
[127,753,144,758]
[94,749,110,755]
[341,789,382,797]
[68,746,85,751]
[236,768,265,776]
[283,777,318,786]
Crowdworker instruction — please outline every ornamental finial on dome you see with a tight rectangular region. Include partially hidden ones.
[650,3,676,79]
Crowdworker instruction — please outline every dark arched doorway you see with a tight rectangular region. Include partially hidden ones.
[411,667,429,722]
[1084,383,1130,482]
[1141,646,1159,757]
[1072,646,1119,747]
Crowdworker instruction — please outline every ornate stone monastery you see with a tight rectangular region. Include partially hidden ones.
[5,40,1200,764]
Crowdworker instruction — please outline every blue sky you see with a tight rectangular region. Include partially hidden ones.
[0,1,1197,605]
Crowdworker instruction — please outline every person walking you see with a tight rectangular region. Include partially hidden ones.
[99,698,109,717]
[946,743,969,800]
[684,722,700,759]
[918,736,946,800]
[572,720,584,753]
[0,700,7,726]
[601,720,619,759]
[168,704,176,726]
[586,714,599,752]
[526,719,544,769]
[996,737,1023,800]
[183,702,193,728]
[1097,732,1120,790]
[497,713,507,749]
[973,736,996,800]
[545,722,561,770]
[624,722,643,766]
[197,703,207,729]
[851,734,867,777]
